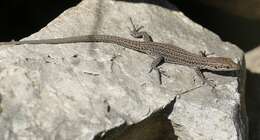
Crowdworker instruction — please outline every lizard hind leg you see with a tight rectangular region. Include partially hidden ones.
[149,56,164,73]
[127,18,153,42]
[149,56,167,84]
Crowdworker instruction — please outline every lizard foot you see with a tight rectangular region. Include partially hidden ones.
[128,17,144,36]
[199,50,214,57]
[201,78,216,88]
[127,18,153,42]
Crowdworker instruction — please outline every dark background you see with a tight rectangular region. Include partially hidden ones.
[0,0,80,41]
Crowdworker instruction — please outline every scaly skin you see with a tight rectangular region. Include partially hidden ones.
[0,19,240,86]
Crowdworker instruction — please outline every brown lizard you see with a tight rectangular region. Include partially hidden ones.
[0,19,240,86]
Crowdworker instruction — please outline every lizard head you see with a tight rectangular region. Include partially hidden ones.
[204,57,240,71]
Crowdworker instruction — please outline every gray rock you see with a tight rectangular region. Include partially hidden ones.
[0,0,246,140]
[246,46,260,73]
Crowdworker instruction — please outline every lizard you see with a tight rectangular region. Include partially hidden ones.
[0,18,240,86]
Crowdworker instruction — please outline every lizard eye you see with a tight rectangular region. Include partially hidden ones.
[224,65,230,69]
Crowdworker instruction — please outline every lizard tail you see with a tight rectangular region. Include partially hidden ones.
[0,35,131,45]
[0,35,142,52]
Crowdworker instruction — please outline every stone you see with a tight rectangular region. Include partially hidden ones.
[0,0,246,139]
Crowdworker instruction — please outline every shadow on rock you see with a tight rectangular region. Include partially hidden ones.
[94,97,178,140]
[246,70,260,140]
[115,0,178,11]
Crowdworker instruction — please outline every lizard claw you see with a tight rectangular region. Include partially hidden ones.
[128,18,153,42]
[202,78,216,88]
[199,50,214,57]
[160,70,170,78]
[128,17,144,33]
[148,68,153,73]
[148,67,169,78]
[199,50,207,57]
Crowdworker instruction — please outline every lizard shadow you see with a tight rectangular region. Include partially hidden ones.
[93,97,178,140]
[201,69,240,78]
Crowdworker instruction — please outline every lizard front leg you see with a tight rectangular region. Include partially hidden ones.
[194,68,215,87]
[149,56,165,84]
[128,18,167,84]
[194,51,216,87]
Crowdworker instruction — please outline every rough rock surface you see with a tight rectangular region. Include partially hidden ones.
[246,46,260,73]
[0,0,246,140]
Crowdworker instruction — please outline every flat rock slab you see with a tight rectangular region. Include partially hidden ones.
[0,0,247,140]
